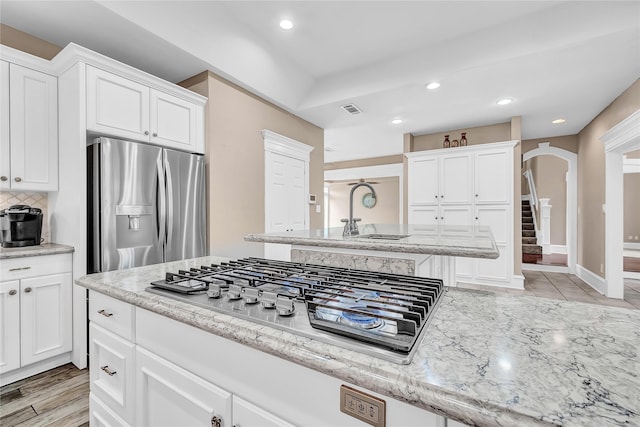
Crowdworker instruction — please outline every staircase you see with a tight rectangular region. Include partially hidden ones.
[522,200,543,263]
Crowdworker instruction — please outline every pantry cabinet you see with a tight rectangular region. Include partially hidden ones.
[0,253,73,383]
[406,141,520,288]
[86,65,203,153]
[0,60,58,191]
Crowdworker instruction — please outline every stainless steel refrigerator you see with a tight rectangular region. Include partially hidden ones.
[88,137,206,273]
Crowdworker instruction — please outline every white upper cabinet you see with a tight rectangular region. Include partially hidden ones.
[86,65,204,153]
[475,149,510,204]
[408,155,438,205]
[439,153,473,204]
[1,62,58,191]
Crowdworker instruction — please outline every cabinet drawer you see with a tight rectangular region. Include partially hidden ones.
[89,291,135,341]
[90,393,131,427]
[0,253,72,281]
[90,323,135,424]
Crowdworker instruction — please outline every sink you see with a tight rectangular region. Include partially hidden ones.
[355,233,409,241]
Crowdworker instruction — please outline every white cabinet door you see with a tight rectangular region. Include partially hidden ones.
[9,63,58,191]
[409,205,438,226]
[475,150,510,204]
[136,347,232,427]
[476,206,509,245]
[87,66,150,141]
[439,153,472,204]
[90,393,131,427]
[0,280,20,373]
[0,61,9,190]
[233,396,296,427]
[440,205,473,227]
[150,90,199,151]
[90,323,135,423]
[475,244,509,282]
[20,273,72,366]
[408,156,438,205]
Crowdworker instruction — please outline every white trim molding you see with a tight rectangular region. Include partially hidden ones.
[576,264,606,295]
[601,109,640,299]
[550,245,568,254]
[624,242,640,250]
[522,263,569,273]
[624,271,640,280]
[262,129,314,161]
[522,142,577,275]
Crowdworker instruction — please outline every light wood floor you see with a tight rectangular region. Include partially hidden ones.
[1,274,637,427]
[0,363,89,427]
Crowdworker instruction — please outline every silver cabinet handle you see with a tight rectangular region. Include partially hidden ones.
[9,266,31,272]
[97,309,113,317]
[14,177,22,182]
[211,415,223,427]
[8,290,17,296]
[0,176,7,181]
[24,287,32,293]
[100,365,117,376]
[144,130,150,135]
[152,132,158,137]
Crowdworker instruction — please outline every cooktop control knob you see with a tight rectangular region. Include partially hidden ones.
[276,296,295,317]
[207,283,223,299]
[244,288,260,304]
[227,283,243,300]
[261,291,278,309]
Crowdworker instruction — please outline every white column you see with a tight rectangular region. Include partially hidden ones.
[605,151,624,299]
[539,198,552,255]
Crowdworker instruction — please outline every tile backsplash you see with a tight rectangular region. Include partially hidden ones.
[0,191,50,243]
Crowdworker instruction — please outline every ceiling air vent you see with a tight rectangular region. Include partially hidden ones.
[341,104,362,115]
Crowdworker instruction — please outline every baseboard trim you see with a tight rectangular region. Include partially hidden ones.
[550,245,568,254]
[455,275,524,290]
[623,271,640,280]
[0,353,72,386]
[576,264,606,295]
[624,242,640,250]
[522,263,569,273]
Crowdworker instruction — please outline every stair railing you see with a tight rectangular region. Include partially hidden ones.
[523,169,540,237]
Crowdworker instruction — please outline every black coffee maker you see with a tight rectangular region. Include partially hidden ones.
[0,205,43,248]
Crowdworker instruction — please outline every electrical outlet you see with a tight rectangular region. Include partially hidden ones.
[315,205,321,213]
[340,385,385,427]
[635,236,639,241]
[630,236,634,240]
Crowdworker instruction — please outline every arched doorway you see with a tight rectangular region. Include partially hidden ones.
[522,143,577,274]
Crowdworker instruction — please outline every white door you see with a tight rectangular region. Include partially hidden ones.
[150,89,198,151]
[9,63,58,191]
[475,150,510,204]
[136,347,232,427]
[20,273,72,366]
[233,396,296,427]
[408,156,439,205]
[0,280,20,373]
[439,153,472,204]
[86,66,150,141]
[265,151,307,261]
[0,61,9,190]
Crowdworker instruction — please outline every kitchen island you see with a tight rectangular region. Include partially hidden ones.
[77,256,639,427]
[245,224,500,287]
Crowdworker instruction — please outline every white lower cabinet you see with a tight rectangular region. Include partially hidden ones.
[136,346,231,427]
[90,393,130,427]
[0,254,73,384]
[233,397,296,427]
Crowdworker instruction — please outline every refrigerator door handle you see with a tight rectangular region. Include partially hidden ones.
[164,153,174,249]
[157,155,167,246]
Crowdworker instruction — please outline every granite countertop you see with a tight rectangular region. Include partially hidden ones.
[76,256,639,427]
[245,224,500,259]
[0,243,75,259]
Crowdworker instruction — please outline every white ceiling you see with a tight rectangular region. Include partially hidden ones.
[2,1,639,162]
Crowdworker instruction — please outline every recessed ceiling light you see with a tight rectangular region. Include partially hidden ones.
[426,82,440,90]
[497,98,512,106]
[279,19,293,30]
[391,119,403,125]
[552,118,566,124]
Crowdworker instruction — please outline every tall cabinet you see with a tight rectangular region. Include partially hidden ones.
[406,140,522,289]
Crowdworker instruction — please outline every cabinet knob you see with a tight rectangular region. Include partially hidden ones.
[24,287,32,293]
[14,177,22,183]
[97,309,114,318]
[435,195,438,199]
[8,290,17,296]
[0,176,7,181]
[211,415,223,427]
[440,217,443,220]
[475,194,478,197]
[475,217,479,220]
[144,131,150,135]
[152,132,158,137]
[100,365,117,376]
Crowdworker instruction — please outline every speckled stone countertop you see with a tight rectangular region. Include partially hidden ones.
[0,243,74,259]
[76,256,639,427]
[245,224,500,258]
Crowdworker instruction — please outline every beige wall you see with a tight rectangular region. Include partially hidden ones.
[0,24,61,59]
[327,177,399,228]
[624,172,640,243]
[577,79,640,278]
[412,122,511,152]
[181,72,324,259]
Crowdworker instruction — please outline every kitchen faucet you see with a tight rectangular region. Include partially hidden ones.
[341,182,377,236]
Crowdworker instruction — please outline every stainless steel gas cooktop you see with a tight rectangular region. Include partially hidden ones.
[147,258,445,364]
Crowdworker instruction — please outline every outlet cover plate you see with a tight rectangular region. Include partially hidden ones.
[340,385,386,427]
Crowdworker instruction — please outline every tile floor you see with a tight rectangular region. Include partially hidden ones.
[459,271,640,310]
